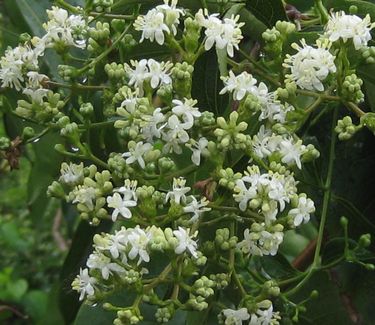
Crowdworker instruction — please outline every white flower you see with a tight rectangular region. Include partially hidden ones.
[26,71,48,89]
[221,15,245,57]
[125,59,149,95]
[233,179,257,211]
[116,179,138,202]
[162,114,190,154]
[72,268,96,301]
[252,126,273,159]
[141,107,167,142]
[283,39,336,91]
[134,8,170,45]
[0,45,40,90]
[44,6,87,48]
[22,88,49,104]
[220,71,258,101]
[120,88,139,114]
[222,308,250,325]
[325,11,375,50]
[72,186,96,210]
[172,98,201,129]
[87,252,125,280]
[107,231,128,259]
[183,196,211,223]
[173,226,198,257]
[289,196,315,226]
[124,59,172,95]
[166,177,191,204]
[187,137,209,166]
[147,59,172,89]
[267,179,289,213]
[59,162,84,185]
[237,224,284,256]
[156,0,185,35]
[279,138,306,169]
[249,304,281,325]
[127,226,151,265]
[122,141,153,169]
[106,192,137,221]
[196,10,244,57]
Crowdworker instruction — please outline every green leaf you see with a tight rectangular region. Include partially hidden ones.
[290,271,352,324]
[239,8,268,41]
[192,51,229,116]
[0,222,29,252]
[22,290,49,322]
[7,279,28,301]
[246,0,287,27]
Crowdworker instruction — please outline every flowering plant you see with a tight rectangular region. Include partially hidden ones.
[1,0,375,324]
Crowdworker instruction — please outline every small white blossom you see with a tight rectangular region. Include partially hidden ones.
[147,59,173,89]
[325,11,375,50]
[237,225,284,256]
[196,10,244,57]
[222,308,250,325]
[166,177,191,204]
[22,88,49,104]
[172,98,201,129]
[125,59,149,95]
[72,268,96,301]
[249,304,280,325]
[122,141,153,169]
[59,162,84,185]
[234,179,257,211]
[183,196,211,223]
[162,114,190,154]
[43,6,87,48]
[72,186,96,211]
[220,71,258,101]
[187,137,209,166]
[173,226,198,257]
[87,252,125,280]
[0,45,40,90]
[283,39,336,91]
[106,192,137,221]
[289,196,315,226]
[141,107,167,142]
[127,226,151,265]
[116,179,138,202]
[134,8,170,45]
[156,0,185,35]
[279,138,306,169]
[125,59,172,95]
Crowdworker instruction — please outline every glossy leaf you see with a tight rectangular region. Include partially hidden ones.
[246,0,287,27]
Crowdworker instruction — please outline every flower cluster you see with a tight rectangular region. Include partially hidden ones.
[72,224,199,301]
[283,39,336,91]
[2,0,375,324]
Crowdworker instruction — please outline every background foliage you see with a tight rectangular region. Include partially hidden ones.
[1,0,375,324]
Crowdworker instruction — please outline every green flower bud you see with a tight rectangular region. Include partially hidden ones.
[358,233,371,248]
[183,17,201,54]
[342,74,364,104]
[0,136,11,150]
[361,112,375,134]
[47,181,66,198]
[58,65,77,82]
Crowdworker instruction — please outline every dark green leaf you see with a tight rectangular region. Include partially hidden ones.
[239,7,268,41]
[192,50,229,116]
[246,0,287,27]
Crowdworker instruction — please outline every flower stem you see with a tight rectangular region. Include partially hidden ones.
[286,107,338,297]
